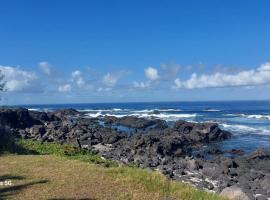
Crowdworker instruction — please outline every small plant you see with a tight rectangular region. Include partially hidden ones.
[18,139,118,167]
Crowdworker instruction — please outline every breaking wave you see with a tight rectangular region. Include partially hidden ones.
[224,113,270,120]
[239,114,270,120]
[220,123,270,136]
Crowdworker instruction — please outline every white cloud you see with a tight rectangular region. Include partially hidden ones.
[258,62,270,71]
[174,78,182,88]
[72,70,85,88]
[103,73,118,88]
[97,87,111,92]
[0,65,41,92]
[174,62,270,89]
[133,81,150,89]
[72,70,81,78]
[39,61,51,75]
[144,67,159,81]
[134,64,179,90]
[58,84,71,92]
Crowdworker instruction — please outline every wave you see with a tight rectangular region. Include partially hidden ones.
[224,113,270,120]
[157,113,197,121]
[239,114,270,120]
[203,109,221,112]
[220,123,270,135]
[28,108,40,111]
[78,108,127,112]
[112,108,123,111]
[223,114,238,117]
[86,111,197,121]
[132,109,155,113]
[133,109,182,113]
[157,109,182,112]
[120,113,197,121]
[86,112,103,118]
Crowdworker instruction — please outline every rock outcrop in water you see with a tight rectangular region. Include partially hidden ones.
[0,108,269,199]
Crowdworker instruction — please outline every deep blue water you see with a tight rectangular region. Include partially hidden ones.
[20,101,270,154]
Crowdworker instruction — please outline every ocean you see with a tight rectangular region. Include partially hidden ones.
[22,100,270,154]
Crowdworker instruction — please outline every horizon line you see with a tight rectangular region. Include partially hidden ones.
[9,99,270,107]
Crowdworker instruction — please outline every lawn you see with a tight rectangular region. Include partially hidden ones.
[0,140,227,200]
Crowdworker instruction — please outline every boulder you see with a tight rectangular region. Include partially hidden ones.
[247,148,270,161]
[260,176,270,191]
[220,186,251,200]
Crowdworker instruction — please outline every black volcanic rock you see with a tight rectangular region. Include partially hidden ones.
[104,116,165,129]
[0,108,42,129]
[104,119,231,169]
[29,111,59,122]
[52,108,80,118]
[174,120,232,142]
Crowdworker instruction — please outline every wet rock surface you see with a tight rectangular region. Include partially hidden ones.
[1,108,269,199]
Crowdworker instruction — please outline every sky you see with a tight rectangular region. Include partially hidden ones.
[1,0,270,105]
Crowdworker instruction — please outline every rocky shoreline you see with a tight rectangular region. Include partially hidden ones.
[0,108,269,200]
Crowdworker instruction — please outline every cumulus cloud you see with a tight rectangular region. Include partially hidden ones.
[102,72,124,88]
[144,67,159,81]
[134,64,179,90]
[72,70,86,88]
[39,61,51,75]
[0,65,41,92]
[58,84,71,92]
[174,63,270,89]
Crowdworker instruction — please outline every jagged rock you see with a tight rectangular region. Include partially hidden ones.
[0,108,42,129]
[1,108,269,198]
[220,186,251,200]
[53,108,80,118]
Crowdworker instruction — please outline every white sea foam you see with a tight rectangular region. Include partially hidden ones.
[223,114,238,117]
[133,109,182,113]
[132,109,155,113]
[28,108,40,111]
[87,111,197,121]
[131,113,197,121]
[157,108,182,112]
[240,114,270,120]
[78,108,126,112]
[112,108,123,111]
[203,109,221,112]
[86,111,103,118]
[104,114,130,118]
[220,123,270,135]
[224,113,270,120]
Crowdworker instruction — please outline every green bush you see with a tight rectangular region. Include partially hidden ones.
[18,139,118,167]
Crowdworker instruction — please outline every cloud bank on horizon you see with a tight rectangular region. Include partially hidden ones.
[1,61,270,103]
[173,63,270,89]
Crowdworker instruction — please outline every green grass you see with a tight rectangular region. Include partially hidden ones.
[17,139,118,167]
[1,139,227,200]
[106,167,225,200]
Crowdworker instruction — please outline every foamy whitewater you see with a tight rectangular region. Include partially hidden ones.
[24,101,270,153]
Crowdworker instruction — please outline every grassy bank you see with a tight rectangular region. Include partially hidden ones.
[0,140,226,200]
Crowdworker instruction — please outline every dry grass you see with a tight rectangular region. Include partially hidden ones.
[0,140,226,199]
[0,154,226,200]
[0,155,160,200]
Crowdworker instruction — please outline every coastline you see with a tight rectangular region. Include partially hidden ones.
[0,107,269,199]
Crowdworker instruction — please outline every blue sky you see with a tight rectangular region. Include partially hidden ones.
[1,0,270,104]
